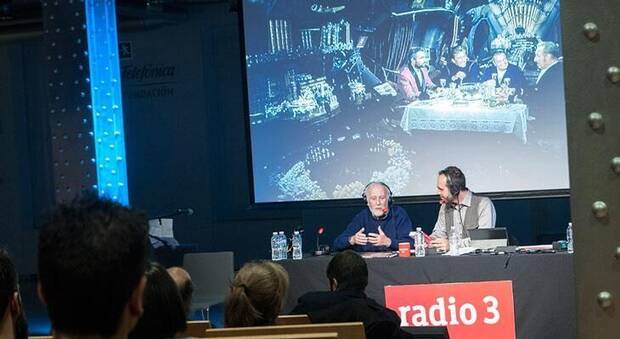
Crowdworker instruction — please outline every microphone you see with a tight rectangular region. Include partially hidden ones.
[314,226,329,256]
[153,207,195,219]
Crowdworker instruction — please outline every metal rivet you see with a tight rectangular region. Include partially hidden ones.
[597,291,613,309]
[612,157,620,174]
[615,247,620,260]
[583,22,599,41]
[607,66,620,83]
[588,112,604,130]
[592,201,609,219]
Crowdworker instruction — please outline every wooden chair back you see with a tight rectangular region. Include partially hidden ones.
[203,322,364,339]
[275,314,312,326]
[177,320,212,337]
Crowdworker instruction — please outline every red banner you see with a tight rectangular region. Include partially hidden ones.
[385,280,516,339]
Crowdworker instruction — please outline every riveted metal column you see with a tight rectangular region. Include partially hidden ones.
[562,0,620,337]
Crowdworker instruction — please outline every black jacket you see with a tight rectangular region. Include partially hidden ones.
[290,289,413,339]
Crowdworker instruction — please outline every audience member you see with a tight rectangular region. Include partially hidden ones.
[290,250,408,339]
[38,193,149,338]
[224,261,289,327]
[129,262,187,339]
[0,249,28,339]
[167,266,194,319]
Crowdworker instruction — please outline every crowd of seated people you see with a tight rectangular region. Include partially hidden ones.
[5,193,434,339]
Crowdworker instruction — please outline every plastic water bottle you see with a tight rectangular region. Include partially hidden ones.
[278,231,287,260]
[414,227,426,257]
[449,224,461,256]
[566,222,574,253]
[292,231,303,260]
[270,232,278,261]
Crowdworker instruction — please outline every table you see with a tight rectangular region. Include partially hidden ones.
[280,252,575,339]
[399,100,529,143]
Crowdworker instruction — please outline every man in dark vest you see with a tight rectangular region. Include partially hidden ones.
[429,166,496,252]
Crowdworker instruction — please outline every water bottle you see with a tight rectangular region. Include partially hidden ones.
[278,231,287,260]
[566,222,574,253]
[415,227,426,257]
[292,231,303,260]
[270,232,278,261]
[449,224,461,256]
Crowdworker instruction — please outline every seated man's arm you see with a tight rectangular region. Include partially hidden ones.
[478,198,497,229]
[429,205,449,251]
[398,70,416,99]
[393,208,414,250]
[429,204,448,239]
[333,214,364,251]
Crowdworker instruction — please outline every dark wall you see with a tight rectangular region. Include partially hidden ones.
[0,3,570,271]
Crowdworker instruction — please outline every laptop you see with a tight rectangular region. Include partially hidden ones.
[468,227,508,249]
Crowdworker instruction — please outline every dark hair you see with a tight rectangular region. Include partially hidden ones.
[409,47,426,60]
[438,166,467,195]
[224,261,289,327]
[0,249,17,317]
[129,262,187,339]
[451,46,468,57]
[0,249,28,339]
[326,250,368,291]
[38,193,149,337]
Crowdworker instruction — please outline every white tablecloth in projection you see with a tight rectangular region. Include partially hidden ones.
[400,100,529,143]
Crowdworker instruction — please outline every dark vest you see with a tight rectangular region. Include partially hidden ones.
[445,193,483,238]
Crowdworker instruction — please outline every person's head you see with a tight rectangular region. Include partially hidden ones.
[224,261,289,328]
[0,249,27,339]
[451,46,469,68]
[167,266,194,318]
[410,48,427,68]
[129,262,187,339]
[38,193,149,337]
[363,182,392,218]
[492,50,509,71]
[437,166,467,205]
[326,250,368,292]
[534,41,560,70]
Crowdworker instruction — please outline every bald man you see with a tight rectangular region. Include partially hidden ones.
[333,182,413,252]
[167,267,194,318]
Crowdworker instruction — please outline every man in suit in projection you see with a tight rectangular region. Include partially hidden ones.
[480,49,527,97]
[398,48,436,101]
[528,41,565,128]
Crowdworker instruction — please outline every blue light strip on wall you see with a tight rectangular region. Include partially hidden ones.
[85,0,129,205]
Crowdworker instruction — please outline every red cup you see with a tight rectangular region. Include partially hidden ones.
[398,242,411,257]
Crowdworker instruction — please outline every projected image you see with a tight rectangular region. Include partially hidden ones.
[242,0,569,203]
